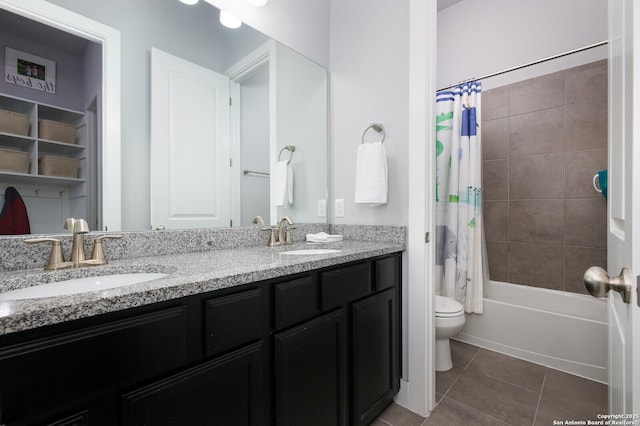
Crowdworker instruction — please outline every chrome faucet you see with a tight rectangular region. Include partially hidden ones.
[25,218,123,270]
[65,218,89,265]
[277,216,295,245]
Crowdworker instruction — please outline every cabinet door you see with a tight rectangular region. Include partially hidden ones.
[122,341,266,426]
[274,310,347,426]
[352,289,399,426]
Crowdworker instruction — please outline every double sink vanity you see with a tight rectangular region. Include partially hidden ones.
[0,224,404,426]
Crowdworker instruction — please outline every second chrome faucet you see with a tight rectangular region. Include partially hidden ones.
[255,216,296,246]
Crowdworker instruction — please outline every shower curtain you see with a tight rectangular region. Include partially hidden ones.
[435,82,487,314]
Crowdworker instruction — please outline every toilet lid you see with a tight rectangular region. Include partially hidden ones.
[435,295,464,316]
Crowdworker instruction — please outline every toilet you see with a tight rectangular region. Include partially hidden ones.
[435,295,466,371]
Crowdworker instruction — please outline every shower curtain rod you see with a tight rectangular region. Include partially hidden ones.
[437,40,608,92]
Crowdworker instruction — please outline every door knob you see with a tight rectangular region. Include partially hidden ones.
[583,266,632,304]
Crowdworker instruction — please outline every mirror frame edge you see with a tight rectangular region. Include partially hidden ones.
[0,0,122,231]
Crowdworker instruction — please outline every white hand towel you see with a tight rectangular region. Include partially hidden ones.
[306,232,343,243]
[273,161,294,207]
[354,141,388,205]
[287,164,293,206]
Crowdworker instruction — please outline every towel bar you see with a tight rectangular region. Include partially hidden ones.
[278,145,295,164]
[243,169,270,176]
[362,123,385,144]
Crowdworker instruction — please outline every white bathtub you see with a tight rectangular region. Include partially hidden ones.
[456,280,608,383]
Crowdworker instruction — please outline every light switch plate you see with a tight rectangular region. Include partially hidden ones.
[335,199,345,218]
[317,199,327,217]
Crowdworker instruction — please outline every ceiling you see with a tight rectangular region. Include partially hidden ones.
[0,2,464,56]
[0,9,90,55]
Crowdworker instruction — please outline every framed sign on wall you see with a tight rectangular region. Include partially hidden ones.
[5,47,56,93]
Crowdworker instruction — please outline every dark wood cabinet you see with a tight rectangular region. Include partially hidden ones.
[275,252,401,426]
[352,288,399,425]
[0,306,187,425]
[122,342,266,426]
[274,310,347,426]
[47,411,89,426]
[321,262,371,310]
[273,275,318,330]
[204,288,266,357]
[0,252,401,425]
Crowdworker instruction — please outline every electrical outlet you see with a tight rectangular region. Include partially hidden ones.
[335,199,345,218]
[317,199,327,217]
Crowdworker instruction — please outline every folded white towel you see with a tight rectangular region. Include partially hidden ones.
[306,232,343,243]
[354,141,388,205]
[273,161,294,207]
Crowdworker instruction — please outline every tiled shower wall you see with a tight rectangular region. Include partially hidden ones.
[482,60,607,294]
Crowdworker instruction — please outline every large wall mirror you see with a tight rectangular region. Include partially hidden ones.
[0,0,327,234]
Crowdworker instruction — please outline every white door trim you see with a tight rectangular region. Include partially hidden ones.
[226,40,278,225]
[397,0,437,417]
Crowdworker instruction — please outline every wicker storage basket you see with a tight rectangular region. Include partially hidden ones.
[39,155,78,178]
[0,109,29,136]
[39,119,76,144]
[0,148,29,173]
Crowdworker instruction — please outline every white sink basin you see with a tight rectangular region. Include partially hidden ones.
[0,273,169,300]
[280,249,342,256]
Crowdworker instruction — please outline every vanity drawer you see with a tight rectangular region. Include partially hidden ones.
[205,288,265,357]
[0,306,186,424]
[321,263,371,310]
[375,255,400,291]
[274,275,319,330]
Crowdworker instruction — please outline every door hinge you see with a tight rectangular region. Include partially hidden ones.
[425,232,430,243]
[229,158,232,167]
[637,275,639,307]
[229,97,232,106]
[230,220,233,227]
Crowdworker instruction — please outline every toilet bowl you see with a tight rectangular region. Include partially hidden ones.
[435,295,466,372]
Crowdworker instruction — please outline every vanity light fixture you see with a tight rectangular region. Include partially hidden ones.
[247,0,268,6]
[179,0,199,5]
[219,10,242,28]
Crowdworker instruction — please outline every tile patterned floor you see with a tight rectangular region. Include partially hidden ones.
[372,340,607,426]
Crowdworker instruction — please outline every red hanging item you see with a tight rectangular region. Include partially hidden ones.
[0,187,31,234]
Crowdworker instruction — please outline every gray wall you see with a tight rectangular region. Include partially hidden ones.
[0,28,85,111]
[483,60,608,294]
[329,0,410,226]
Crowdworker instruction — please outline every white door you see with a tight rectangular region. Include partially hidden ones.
[585,0,640,416]
[150,48,231,229]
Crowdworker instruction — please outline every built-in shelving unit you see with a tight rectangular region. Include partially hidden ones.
[0,92,87,188]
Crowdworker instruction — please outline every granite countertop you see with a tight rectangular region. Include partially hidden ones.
[0,240,404,336]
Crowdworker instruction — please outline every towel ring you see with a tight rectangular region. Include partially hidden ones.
[278,145,296,164]
[361,123,385,144]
